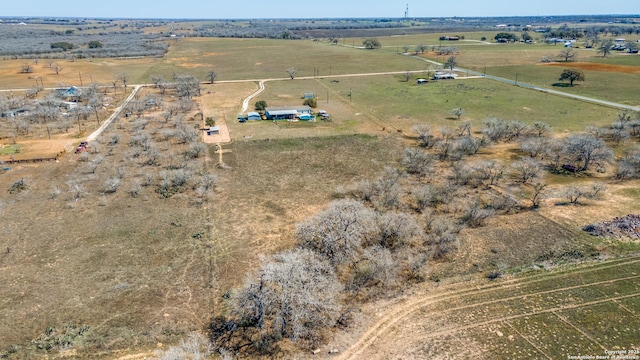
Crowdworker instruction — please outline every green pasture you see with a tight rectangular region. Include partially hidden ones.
[483,64,640,106]
[421,257,640,359]
[318,75,620,133]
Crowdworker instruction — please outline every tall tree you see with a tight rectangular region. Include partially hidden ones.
[286,67,297,79]
[444,56,458,71]
[206,69,217,84]
[558,68,585,86]
[118,72,129,88]
[362,38,381,49]
[558,47,578,62]
[597,39,613,57]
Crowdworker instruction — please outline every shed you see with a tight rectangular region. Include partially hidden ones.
[417,78,428,84]
[207,126,220,135]
[63,102,78,110]
[247,112,261,121]
[304,92,316,99]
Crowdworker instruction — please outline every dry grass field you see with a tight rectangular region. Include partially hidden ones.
[1,28,640,359]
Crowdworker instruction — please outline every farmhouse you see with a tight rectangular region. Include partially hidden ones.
[265,106,311,120]
[56,86,82,101]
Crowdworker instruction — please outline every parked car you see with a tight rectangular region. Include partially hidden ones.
[75,141,88,154]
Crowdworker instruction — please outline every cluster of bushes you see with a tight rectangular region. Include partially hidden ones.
[0,26,168,59]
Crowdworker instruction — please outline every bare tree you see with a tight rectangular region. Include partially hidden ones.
[564,183,606,205]
[412,124,435,148]
[562,134,614,172]
[530,181,548,209]
[401,147,435,179]
[286,67,297,79]
[155,332,212,360]
[558,47,578,62]
[450,107,465,120]
[232,248,343,342]
[53,63,63,75]
[296,199,376,266]
[444,56,457,71]
[473,160,504,187]
[20,63,33,73]
[118,72,129,88]
[206,69,217,84]
[174,74,201,99]
[150,75,164,88]
[615,145,640,180]
[511,157,541,183]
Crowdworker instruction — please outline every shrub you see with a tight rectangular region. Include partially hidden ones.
[87,41,103,49]
[255,100,267,111]
[50,42,74,51]
[8,178,28,194]
[302,98,317,108]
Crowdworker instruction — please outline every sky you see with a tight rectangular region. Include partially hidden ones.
[3,0,640,19]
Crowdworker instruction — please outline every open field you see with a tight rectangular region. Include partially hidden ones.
[2,25,640,359]
[328,256,640,360]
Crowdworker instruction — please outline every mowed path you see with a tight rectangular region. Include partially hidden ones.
[332,256,640,360]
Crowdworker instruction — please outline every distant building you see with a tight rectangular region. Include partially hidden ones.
[206,126,220,135]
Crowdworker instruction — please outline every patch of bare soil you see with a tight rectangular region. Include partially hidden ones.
[541,62,640,74]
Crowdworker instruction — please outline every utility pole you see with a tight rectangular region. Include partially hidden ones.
[79,72,83,87]
[515,73,518,86]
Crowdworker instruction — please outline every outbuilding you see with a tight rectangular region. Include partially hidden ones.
[433,71,458,80]
[206,126,220,135]
[298,113,315,121]
[247,112,262,121]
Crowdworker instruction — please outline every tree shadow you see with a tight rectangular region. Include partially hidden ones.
[552,83,574,88]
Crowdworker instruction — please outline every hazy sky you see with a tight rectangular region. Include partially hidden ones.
[3,0,640,19]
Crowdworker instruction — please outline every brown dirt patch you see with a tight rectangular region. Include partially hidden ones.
[541,62,640,74]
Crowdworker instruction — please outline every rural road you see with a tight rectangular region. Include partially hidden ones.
[87,85,141,142]
[407,55,640,112]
